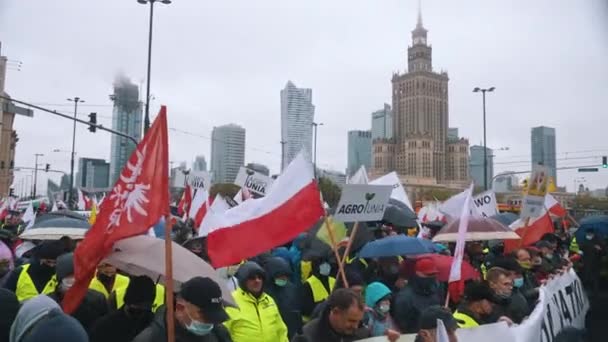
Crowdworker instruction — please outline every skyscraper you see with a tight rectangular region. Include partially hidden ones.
[347,130,372,176]
[531,126,557,184]
[371,104,393,140]
[77,158,110,189]
[210,124,246,183]
[470,145,493,189]
[193,155,207,172]
[281,81,315,170]
[109,75,143,185]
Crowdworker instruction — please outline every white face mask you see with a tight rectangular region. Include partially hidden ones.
[319,263,331,276]
[61,276,75,292]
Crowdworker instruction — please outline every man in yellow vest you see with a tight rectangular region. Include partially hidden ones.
[110,281,166,313]
[2,241,63,302]
[453,282,498,328]
[301,259,336,321]
[89,262,129,299]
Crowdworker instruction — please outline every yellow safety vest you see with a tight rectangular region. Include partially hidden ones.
[114,283,165,312]
[346,256,369,268]
[302,275,336,322]
[453,310,480,328]
[89,273,130,299]
[300,261,312,283]
[16,264,58,302]
[569,237,580,254]
[480,263,488,280]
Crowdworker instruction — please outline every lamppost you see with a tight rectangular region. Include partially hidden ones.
[67,97,85,208]
[32,153,44,198]
[473,86,495,190]
[312,122,323,178]
[138,0,172,134]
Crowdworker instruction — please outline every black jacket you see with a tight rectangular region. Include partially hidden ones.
[3,261,55,294]
[264,257,302,339]
[392,276,442,333]
[292,306,370,342]
[90,307,154,342]
[50,289,108,335]
[132,306,232,342]
[488,290,530,324]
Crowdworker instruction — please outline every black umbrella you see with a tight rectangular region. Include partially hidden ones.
[31,217,90,229]
[302,218,376,261]
[382,198,417,228]
[36,210,88,224]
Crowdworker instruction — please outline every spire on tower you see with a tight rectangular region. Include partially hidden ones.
[417,0,423,28]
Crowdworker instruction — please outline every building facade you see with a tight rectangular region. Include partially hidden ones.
[371,11,469,188]
[371,104,393,140]
[281,81,315,170]
[318,168,347,187]
[77,158,110,190]
[531,126,557,184]
[109,76,143,185]
[193,155,207,172]
[347,130,372,176]
[470,145,493,189]
[210,124,246,183]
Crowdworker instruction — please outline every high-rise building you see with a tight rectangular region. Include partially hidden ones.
[447,128,459,142]
[371,10,469,187]
[347,130,372,176]
[109,75,143,185]
[77,158,110,190]
[193,155,207,172]
[531,126,557,184]
[470,145,493,189]
[281,81,315,170]
[210,124,245,183]
[371,104,393,140]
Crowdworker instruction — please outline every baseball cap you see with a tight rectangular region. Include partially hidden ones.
[418,305,458,331]
[415,258,439,276]
[179,277,229,324]
[464,281,500,304]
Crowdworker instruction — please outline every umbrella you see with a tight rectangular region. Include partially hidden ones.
[575,215,608,241]
[35,210,88,224]
[382,198,418,227]
[413,254,480,282]
[104,235,235,305]
[19,217,90,240]
[432,217,520,243]
[491,212,519,226]
[358,235,434,258]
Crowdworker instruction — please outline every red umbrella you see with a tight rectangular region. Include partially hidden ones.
[413,254,480,282]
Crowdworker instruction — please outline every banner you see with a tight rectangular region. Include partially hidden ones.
[234,167,274,197]
[333,184,392,222]
[472,190,498,217]
[188,171,211,190]
[521,165,550,219]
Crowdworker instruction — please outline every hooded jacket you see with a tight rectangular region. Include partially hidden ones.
[293,303,370,342]
[0,289,20,342]
[9,295,60,342]
[393,276,442,333]
[20,309,88,342]
[263,257,302,339]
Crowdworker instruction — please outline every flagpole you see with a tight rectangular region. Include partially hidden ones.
[340,221,359,266]
[164,215,176,342]
[323,215,349,288]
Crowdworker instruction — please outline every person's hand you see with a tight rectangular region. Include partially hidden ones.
[498,316,514,326]
[386,329,401,342]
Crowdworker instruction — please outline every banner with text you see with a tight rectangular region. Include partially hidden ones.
[333,184,392,222]
[188,171,211,190]
[472,190,499,217]
[234,167,274,197]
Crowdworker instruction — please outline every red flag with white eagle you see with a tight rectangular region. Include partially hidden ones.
[206,153,324,268]
[63,106,169,313]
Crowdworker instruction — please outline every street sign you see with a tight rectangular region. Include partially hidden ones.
[578,168,599,173]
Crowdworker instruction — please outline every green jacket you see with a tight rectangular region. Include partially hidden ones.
[225,289,288,342]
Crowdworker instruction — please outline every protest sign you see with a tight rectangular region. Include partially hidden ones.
[234,167,274,196]
[521,165,550,219]
[188,171,211,190]
[472,190,498,217]
[333,184,392,222]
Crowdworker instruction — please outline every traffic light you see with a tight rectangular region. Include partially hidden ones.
[45,164,50,172]
[88,112,97,132]
[603,156,607,168]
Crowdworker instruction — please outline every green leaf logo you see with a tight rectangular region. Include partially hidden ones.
[365,193,375,201]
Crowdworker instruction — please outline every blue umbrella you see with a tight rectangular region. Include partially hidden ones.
[575,215,608,240]
[358,235,433,258]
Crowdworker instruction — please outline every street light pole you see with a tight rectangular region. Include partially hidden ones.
[312,122,323,178]
[138,0,171,134]
[68,97,85,209]
[32,153,43,198]
[473,86,495,190]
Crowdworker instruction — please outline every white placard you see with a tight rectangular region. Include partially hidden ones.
[521,195,545,219]
[472,190,499,217]
[333,184,392,222]
[188,171,211,190]
[234,167,274,196]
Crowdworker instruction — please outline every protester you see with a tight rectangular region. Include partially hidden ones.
[263,256,302,339]
[3,241,63,301]
[363,282,398,337]
[49,253,108,334]
[309,269,366,320]
[217,264,240,293]
[486,266,528,324]
[88,262,129,299]
[300,258,336,321]
[536,240,562,271]
[415,306,459,342]
[579,229,605,296]
[225,261,288,341]
[372,256,402,291]
[90,275,156,342]
[453,281,498,328]
[0,288,20,342]
[393,257,442,333]
[133,277,232,342]
[513,248,540,290]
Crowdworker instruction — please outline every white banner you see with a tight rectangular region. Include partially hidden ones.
[333,184,392,222]
[472,190,498,217]
[234,167,274,196]
[188,171,211,190]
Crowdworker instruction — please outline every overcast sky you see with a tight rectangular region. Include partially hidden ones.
[1,0,607,194]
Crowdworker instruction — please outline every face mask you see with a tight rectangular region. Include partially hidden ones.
[416,276,436,289]
[518,260,532,269]
[274,278,288,287]
[319,263,331,276]
[496,291,511,299]
[378,304,390,314]
[39,261,55,272]
[586,235,594,240]
[514,278,524,288]
[185,311,214,336]
[545,254,553,259]
[97,273,114,283]
[61,277,75,292]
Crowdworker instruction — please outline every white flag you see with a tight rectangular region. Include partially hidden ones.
[51,202,58,212]
[347,165,369,185]
[436,319,450,342]
[370,171,413,210]
[22,201,36,230]
[198,194,231,237]
[77,189,86,210]
[448,184,473,282]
